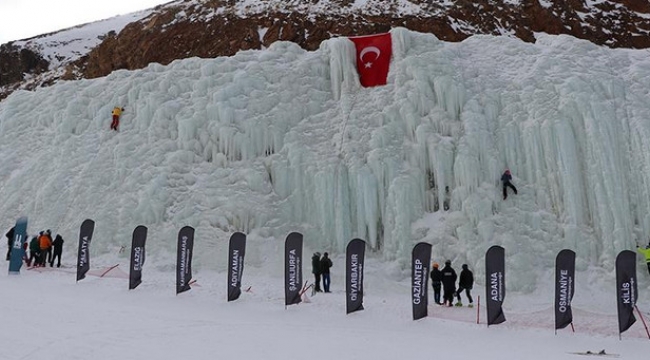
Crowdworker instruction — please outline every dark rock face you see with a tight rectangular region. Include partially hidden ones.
[75,0,650,79]
[2,0,650,99]
[0,44,49,99]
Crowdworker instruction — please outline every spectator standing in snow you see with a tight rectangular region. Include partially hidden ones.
[320,252,333,293]
[501,169,518,200]
[38,231,52,266]
[638,243,650,276]
[312,252,322,292]
[28,236,40,267]
[430,262,443,305]
[44,230,54,265]
[50,234,64,268]
[441,259,457,307]
[110,106,124,131]
[455,264,474,307]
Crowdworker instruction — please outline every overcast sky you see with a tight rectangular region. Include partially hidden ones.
[0,0,171,44]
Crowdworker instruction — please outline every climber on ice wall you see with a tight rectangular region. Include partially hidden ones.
[501,169,518,200]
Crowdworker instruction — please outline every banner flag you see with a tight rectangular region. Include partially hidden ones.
[412,242,432,320]
[554,249,575,330]
[227,232,247,302]
[129,225,148,290]
[615,250,637,334]
[176,226,195,295]
[346,238,366,314]
[485,245,506,326]
[76,219,95,281]
[8,217,28,274]
[349,33,392,87]
[284,232,303,306]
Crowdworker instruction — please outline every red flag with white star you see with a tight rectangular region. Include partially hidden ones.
[349,33,392,87]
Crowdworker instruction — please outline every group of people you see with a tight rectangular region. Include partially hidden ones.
[430,260,474,307]
[5,227,65,268]
[311,252,333,293]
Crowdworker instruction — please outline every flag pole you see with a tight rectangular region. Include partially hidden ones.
[634,305,650,340]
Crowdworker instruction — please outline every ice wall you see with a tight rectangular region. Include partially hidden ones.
[1,29,650,290]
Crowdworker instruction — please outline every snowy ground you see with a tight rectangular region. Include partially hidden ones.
[2,260,648,360]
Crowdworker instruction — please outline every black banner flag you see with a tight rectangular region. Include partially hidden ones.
[76,219,95,282]
[227,232,247,302]
[129,225,147,290]
[346,238,366,314]
[176,226,195,295]
[554,249,575,330]
[615,250,637,334]
[485,245,506,326]
[412,242,432,320]
[284,232,303,306]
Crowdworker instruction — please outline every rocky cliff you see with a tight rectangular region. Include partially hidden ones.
[2,0,649,100]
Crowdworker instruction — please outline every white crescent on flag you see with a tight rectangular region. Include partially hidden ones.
[359,46,381,69]
[360,46,381,62]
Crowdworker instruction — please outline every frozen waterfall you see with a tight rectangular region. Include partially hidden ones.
[1,28,649,291]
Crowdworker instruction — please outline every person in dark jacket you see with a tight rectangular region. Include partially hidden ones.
[320,252,333,293]
[441,259,457,307]
[50,234,64,268]
[501,169,518,200]
[5,226,15,261]
[455,264,474,307]
[312,252,322,292]
[28,236,40,267]
[430,262,443,305]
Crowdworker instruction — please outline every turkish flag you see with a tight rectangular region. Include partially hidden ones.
[349,33,392,87]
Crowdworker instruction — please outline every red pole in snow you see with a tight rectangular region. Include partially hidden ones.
[476,295,480,324]
[99,263,120,278]
[635,305,650,340]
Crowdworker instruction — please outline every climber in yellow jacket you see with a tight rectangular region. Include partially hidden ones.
[111,106,124,131]
[638,243,650,276]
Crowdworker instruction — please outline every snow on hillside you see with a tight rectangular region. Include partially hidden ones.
[11,10,154,68]
[0,28,650,302]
